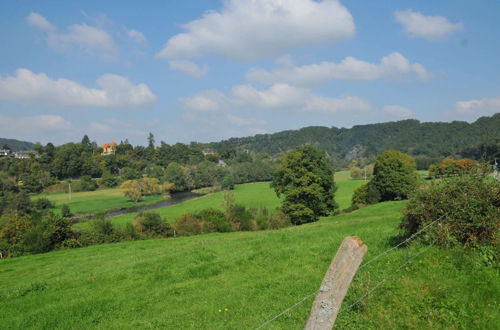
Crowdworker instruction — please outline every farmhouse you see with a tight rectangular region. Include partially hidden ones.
[101,141,117,155]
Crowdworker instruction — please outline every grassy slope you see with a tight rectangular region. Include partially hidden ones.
[31,189,165,215]
[1,202,497,329]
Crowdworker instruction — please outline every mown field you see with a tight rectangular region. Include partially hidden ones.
[31,189,165,215]
[1,200,497,329]
[75,171,365,229]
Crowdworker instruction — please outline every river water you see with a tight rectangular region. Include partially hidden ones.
[105,191,201,217]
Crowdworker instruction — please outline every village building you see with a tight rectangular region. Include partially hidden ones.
[202,148,215,156]
[0,149,12,157]
[101,142,117,156]
[14,151,39,159]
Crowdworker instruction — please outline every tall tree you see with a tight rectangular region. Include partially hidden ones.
[371,150,418,201]
[271,146,337,225]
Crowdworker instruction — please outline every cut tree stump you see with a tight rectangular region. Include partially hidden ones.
[304,236,367,330]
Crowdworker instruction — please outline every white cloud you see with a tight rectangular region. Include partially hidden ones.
[454,96,500,117]
[181,83,371,114]
[247,52,431,86]
[383,105,413,118]
[26,12,56,31]
[0,114,72,134]
[169,60,209,77]
[179,90,227,112]
[0,68,156,109]
[88,118,147,139]
[127,29,147,43]
[394,9,463,41]
[226,114,267,126]
[26,12,117,59]
[157,0,354,61]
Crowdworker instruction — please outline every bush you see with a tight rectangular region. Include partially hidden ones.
[198,208,231,232]
[352,182,381,206]
[34,198,55,210]
[268,209,292,229]
[221,175,235,190]
[92,217,114,236]
[401,176,500,249]
[250,207,270,230]
[172,214,204,236]
[80,175,98,191]
[61,204,73,218]
[133,212,171,237]
[100,171,120,188]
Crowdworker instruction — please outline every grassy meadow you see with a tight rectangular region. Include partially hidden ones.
[1,201,497,329]
[74,171,365,229]
[31,189,165,215]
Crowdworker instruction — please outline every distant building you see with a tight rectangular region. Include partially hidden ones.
[14,151,39,159]
[202,148,215,156]
[217,159,228,168]
[0,149,12,157]
[101,142,117,155]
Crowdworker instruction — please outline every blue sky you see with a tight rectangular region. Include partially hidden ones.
[0,0,499,145]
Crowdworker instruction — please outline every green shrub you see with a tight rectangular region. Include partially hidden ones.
[250,207,270,230]
[34,198,55,210]
[172,214,204,236]
[198,208,231,232]
[133,212,171,237]
[100,171,120,188]
[61,204,73,218]
[92,217,114,236]
[227,204,254,231]
[401,176,500,249]
[221,175,235,190]
[80,175,98,191]
[268,209,292,229]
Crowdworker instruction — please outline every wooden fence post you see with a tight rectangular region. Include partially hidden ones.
[304,236,367,330]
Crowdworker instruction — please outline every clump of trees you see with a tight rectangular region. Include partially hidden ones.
[271,146,337,225]
[428,157,487,178]
[401,176,499,253]
[120,178,161,202]
[352,150,418,206]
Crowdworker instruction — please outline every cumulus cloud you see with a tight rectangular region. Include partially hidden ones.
[383,105,413,118]
[127,29,147,43]
[0,114,72,137]
[26,12,117,59]
[157,0,354,61]
[394,9,463,40]
[454,96,500,117]
[26,12,56,31]
[169,60,209,77]
[247,52,431,86]
[0,68,156,109]
[181,83,371,114]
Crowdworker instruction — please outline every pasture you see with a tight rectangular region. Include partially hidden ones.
[75,171,364,229]
[1,201,497,329]
[31,189,165,215]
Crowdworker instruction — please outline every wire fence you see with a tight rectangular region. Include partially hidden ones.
[253,215,444,329]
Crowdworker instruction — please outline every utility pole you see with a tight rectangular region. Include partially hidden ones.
[364,167,367,181]
[68,182,72,200]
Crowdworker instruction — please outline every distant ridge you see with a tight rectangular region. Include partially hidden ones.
[212,113,500,165]
[0,138,35,151]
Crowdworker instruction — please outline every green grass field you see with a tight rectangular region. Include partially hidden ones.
[1,201,497,329]
[75,173,364,229]
[31,189,165,215]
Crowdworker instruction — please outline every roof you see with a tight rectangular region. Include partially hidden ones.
[101,141,117,149]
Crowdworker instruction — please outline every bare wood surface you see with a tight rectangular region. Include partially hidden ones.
[304,236,367,330]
